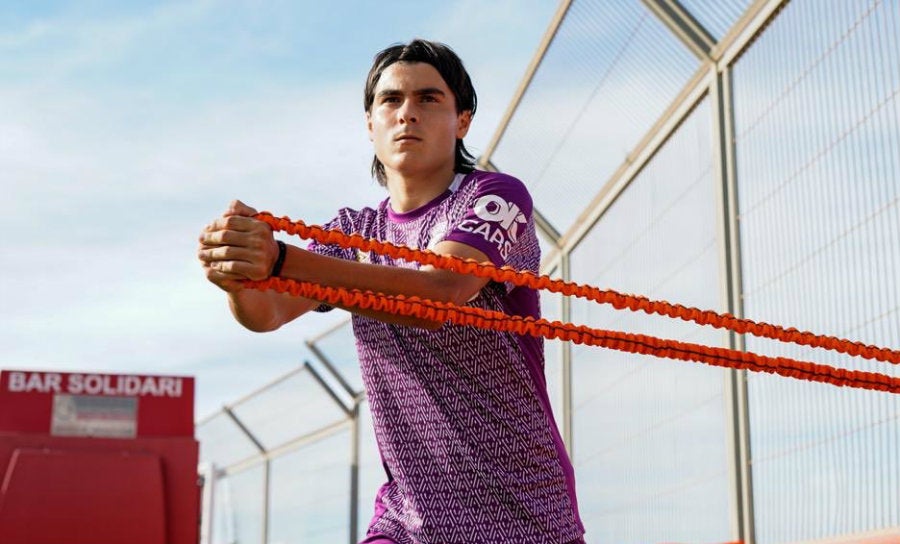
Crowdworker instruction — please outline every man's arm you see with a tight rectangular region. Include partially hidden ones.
[279,239,491,329]
[198,200,490,331]
[198,201,320,332]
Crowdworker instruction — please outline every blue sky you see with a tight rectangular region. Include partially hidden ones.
[1,0,559,418]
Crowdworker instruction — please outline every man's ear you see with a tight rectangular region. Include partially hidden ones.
[366,111,374,142]
[456,110,472,139]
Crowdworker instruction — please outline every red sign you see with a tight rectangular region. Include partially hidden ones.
[0,370,194,437]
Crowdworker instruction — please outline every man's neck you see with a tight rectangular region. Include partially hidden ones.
[386,168,458,213]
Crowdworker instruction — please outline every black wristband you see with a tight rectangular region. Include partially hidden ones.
[270,240,287,277]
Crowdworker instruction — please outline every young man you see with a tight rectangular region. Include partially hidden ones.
[198,39,585,544]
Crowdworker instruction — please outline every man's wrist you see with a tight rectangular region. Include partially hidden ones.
[270,240,287,277]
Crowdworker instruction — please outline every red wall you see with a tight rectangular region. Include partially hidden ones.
[0,370,199,544]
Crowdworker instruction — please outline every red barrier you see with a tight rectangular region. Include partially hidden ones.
[0,370,199,544]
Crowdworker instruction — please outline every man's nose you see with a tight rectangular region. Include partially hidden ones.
[398,100,419,123]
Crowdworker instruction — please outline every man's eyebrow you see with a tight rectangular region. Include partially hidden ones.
[414,87,446,96]
[376,87,447,98]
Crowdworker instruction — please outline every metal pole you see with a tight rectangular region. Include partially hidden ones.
[478,0,574,167]
[349,401,361,544]
[560,253,574,453]
[712,63,755,544]
[198,463,216,544]
[221,407,271,544]
[303,361,353,417]
[639,0,715,60]
[306,342,358,400]
[262,459,270,544]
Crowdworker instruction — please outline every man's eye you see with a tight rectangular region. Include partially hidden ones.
[421,95,438,102]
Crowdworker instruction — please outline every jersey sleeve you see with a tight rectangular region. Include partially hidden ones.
[443,172,537,269]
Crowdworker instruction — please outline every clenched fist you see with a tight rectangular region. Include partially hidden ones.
[197,200,279,292]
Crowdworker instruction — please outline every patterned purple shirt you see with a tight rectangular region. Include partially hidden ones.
[309,170,584,544]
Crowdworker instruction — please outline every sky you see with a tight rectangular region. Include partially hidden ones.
[0,0,560,419]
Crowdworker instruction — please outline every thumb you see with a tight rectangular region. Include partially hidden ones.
[225,199,259,217]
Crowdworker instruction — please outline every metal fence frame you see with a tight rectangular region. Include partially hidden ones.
[197,338,364,544]
[480,4,783,535]
[479,0,897,542]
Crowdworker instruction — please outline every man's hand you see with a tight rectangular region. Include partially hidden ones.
[197,200,279,292]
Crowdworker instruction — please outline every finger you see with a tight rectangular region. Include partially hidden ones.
[204,215,264,236]
[200,221,222,239]
[199,226,274,250]
[205,266,247,280]
[198,245,257,264]
[209,256,271,280]
[199,228,243,247]
[204,268,248,292]
[206,260,251,277]
[222,214,271,234]
[225,199,259,217]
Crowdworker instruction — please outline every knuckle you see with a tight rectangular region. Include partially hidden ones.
[250,236,267,250]
[225,247,243,260]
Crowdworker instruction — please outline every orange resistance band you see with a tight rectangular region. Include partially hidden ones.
[245,212,900,394]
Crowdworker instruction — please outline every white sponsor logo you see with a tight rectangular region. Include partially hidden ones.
[472,194,527,243]
[458,194,527,259]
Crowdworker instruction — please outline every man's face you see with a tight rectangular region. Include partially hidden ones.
[367,61,471,182]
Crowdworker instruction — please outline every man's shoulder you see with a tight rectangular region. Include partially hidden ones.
[465,169,527,189]
[462,170,533,211]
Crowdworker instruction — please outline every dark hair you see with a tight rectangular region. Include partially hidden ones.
[364,39,478,186]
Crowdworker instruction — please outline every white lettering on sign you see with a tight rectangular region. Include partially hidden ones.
[8,372,63,393]
[6,372,183,397]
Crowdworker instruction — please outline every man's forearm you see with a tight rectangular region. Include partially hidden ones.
[280,245,476,329]
[227,288,318,332]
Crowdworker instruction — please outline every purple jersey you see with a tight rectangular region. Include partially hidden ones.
[309,170,584,543]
